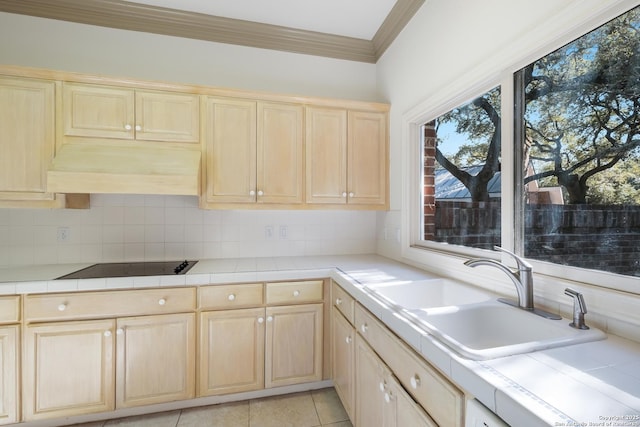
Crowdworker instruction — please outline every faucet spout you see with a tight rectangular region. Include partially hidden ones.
[464,257,533,310]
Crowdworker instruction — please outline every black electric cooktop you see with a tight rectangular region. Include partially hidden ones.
[56,260,198,280]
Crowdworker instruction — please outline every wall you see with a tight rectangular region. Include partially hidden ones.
[0,195,376,267]
[0,11,382,267]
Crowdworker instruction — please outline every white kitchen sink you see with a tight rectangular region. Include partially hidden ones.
[407,301,607,360]
[364,279,493,310]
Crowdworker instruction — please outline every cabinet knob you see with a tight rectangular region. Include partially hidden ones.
[104,330,112,337]
[57,303,67,312]
[249,190,256,196]
[360,323,368,334]
[135,124,142,131]
[257,317,264,323]
[342,192,347,197]
[124,124,132,131]
[267,316,273,322]
[379,380,386,392]
[158,298,166,305]
[335,297,343,305]
[349,192,354,197]
[228,294,236,301]
[257,190,264,196]
[384,391,394,403]
[410,374,421,389]
[293,290,300,297]
[116,328,124,335]
[345,336,352,344]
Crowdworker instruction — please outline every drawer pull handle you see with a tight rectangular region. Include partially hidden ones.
[57,303,67,311]
[293,290,300,297]
[228,294,236,301]
[104,330,112,337]
[410,374,421,389]
[360,323,368,333]
[158,298,166,305]
[345,336,352,344]
[335,297,343,305]
[257,317,264,324]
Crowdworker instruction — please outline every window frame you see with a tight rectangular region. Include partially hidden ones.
[402,1,640,295]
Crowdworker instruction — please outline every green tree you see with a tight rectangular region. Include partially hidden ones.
[435,6,640,204]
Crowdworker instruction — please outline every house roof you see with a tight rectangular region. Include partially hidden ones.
[435,165,501,200]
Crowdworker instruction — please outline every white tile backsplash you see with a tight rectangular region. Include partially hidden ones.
[0,195,378,267]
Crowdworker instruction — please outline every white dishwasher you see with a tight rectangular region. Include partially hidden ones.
[465,399,509,427]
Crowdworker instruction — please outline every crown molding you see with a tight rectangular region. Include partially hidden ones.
[0,0,423,63]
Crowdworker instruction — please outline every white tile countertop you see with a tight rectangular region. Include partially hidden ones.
[1,254,639,426]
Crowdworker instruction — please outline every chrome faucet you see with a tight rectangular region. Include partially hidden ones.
[464,246,561,320]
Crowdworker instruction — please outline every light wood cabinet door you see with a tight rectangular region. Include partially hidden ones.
[265,303,323,388]
[0,77,58,205]
[0,326,18,426]
[203,97,257,204]
[395,383,438,427]
[63,83,199,142]
[257,102,303,204]
[23,320,116,421]
[332,309,355,422]
[347,111,387,206]
[116,313,195,408]
[63,82,135,140]
[135,90,199,142]
[305,107,348,204]
[198,308,265,396]
[355,335,386,427]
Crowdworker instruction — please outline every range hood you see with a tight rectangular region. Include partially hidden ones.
[47,142,201,195]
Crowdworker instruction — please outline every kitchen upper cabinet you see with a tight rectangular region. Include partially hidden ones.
[306,107,388,208]
[0,296,20,426]
[63,82,199,143]
[23,319,116,421]
[116,313,196,408]
[0,76,63,208]
[201,98,303,207]
[22,288,196,421]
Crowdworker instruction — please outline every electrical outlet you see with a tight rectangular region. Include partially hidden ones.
[265,225,274,240]
[57,226,71,243]
[279,225,288,239]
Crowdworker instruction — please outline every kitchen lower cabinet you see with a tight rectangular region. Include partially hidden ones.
[332,301,355,421]
[355,335,436,427]
[116,313,196,408]
[0,325,19,425]
[23,288,196,421]
[265,303,323,387]
[198,307,265,396]
[198,281,324,397]
[23,319,116,421]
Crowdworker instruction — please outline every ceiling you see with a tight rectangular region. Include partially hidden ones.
[0,0,424,63]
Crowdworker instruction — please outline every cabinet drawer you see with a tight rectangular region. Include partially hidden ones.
[331,282,354,324]
[199,283,264,309]
[266,280,323,305]
[0,295,20,323]
[25,287,196,322]
[355,303,463,427]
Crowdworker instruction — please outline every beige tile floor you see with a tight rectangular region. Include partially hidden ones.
[68,388,353,427]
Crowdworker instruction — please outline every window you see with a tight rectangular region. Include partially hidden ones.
[421,87,501,250]
[517,6,640,277]
[415,5,640,279]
